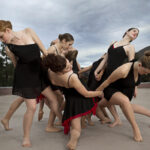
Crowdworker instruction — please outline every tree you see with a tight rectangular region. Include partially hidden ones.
[0,43,14,86]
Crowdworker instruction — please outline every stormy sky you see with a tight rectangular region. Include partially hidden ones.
[1,0,150,66]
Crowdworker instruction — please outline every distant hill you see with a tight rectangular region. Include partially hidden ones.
[135,46,150,82]
[135,46,150,60]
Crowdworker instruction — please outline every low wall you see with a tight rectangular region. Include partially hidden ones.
[0,83,149,96]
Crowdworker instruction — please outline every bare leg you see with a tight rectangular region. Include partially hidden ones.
[96,105,111,124]
[132,104,150,117]
[107,105,122,128]
[110,92,142,142]
[67,117,81,150]
[1,97,24,130]
[86,113,94,126]
[42,87,62,122]
[22,99,37,147]
[100,106,110,118]
[54,90,64,126]
[38,100,45,121]
[81,116,87,129]
[45,110,62,132]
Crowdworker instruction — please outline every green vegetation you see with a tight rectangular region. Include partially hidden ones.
[0,43,14,86]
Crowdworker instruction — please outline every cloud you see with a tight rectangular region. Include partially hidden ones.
[1,0,150,65]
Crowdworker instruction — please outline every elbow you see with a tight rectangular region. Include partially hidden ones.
[120,70,126,78]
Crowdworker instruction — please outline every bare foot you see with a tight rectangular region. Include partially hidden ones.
[108,119,122,128]
[38,111,44,121]
[55,121,62,126]
[22,138,31,147]
[67,130,80,150]
[100,118,112,124]
[133,128,143,142]
[45,127,62,132]
[88,120,95,126]
[1,119,12,131]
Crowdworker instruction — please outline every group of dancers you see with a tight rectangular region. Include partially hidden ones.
[0,20,150,150]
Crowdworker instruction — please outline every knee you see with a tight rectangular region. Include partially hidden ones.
[28,105,36,113]
[120,99,130,108]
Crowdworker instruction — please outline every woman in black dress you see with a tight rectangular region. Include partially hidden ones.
[42,54,103,150]
[43,34,81,131]
[97,51,150,142]
[0,20,62,147]
[90,28,139,127]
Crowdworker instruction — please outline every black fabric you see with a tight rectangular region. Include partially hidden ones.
[87,58,103,90]
[62,73,97,130]
[7,44,48,99]
[104,62,138,101]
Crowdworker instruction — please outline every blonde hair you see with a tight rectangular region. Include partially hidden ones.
[139,51,150,69]
[0,20,12,32]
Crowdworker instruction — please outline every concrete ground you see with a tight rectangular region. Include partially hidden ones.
[0,88,150,150]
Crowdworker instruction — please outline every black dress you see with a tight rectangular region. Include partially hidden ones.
[62,73,97,134]
[102,44,130,101]
[104,62,138,101]
[7,44,48,99]
[104,44,128,78]
[87,58,103,90]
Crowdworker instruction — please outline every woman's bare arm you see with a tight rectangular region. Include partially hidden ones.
[96,63,131,91]
[47,46,56,54]
[78,65,92,74]
[25,28,47,56]
[69,74,103,98]
[126,45,135,61]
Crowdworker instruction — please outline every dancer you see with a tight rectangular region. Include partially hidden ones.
[42,54,103,150]
[0,20,62,147]
[97,51,150,142]
[93,28,139,127]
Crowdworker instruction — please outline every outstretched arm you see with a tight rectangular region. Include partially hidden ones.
[25,28,47,56]
[69,74,103,98]
[95,53,108,75]
[78,65,92,74]
[127,45,135,61]
[96,63,131,91]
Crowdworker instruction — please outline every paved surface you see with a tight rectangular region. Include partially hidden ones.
[0,88,150,150]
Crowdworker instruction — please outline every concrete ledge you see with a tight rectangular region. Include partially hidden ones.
[0,82,149,96]
[0,87,12,96]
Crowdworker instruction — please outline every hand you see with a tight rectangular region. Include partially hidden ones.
[98,91,104,98]
[94,70,104,81]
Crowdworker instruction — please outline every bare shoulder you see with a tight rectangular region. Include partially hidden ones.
[121,63,132,73]
[115,62,132,78]
[125,44,135,50]
[24,28,33,33]
[47,45,56,53]
[69,73,78,85]
[70,73,78,81]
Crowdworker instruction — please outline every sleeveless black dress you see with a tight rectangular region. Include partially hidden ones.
[101,44,130,101]
[104,44,128,78]
[62,73,97,134]
[7,44,48,99]
[104,62,138,101]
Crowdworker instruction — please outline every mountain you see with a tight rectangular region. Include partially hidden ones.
[135,46,150,60]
